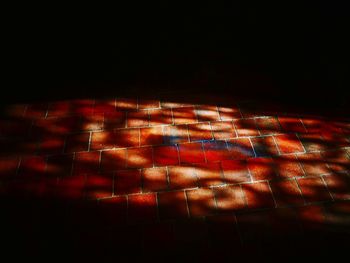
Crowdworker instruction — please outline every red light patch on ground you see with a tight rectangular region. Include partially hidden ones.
[1,96,349,261]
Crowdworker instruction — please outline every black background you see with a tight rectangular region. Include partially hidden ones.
[3,2,349,111]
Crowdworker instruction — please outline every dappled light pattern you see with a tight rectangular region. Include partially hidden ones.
[1,97,350,261]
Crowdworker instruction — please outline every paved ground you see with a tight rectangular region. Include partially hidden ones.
[1,95,349,262]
